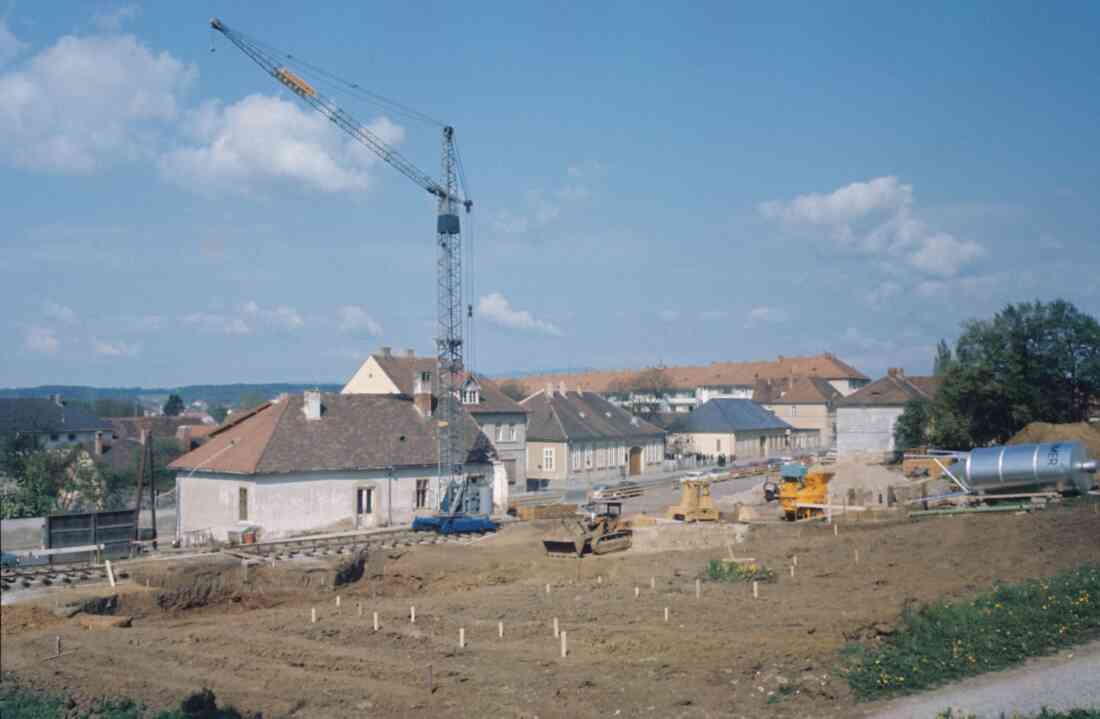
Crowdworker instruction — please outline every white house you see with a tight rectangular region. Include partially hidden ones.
[169,390,495,543]
[835,368,942,457]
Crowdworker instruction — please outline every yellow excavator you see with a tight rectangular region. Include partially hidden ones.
[543,502,633,558]
[778,464,835,520]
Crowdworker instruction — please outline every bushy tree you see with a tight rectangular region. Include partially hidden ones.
[893,399,931,450]
[922,300,1100,448]
[208,404,229,424]
[497,381,527,402]
[932,339,953,376]
[163,394,185,416]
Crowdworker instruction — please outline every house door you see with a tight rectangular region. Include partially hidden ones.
[629,447,643,476]
[759,436,767,457]
[356,487,374,516]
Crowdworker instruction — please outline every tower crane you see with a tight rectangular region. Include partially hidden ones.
[210,19,490,531]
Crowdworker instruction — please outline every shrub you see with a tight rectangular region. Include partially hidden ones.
[845,565,1100,700]
[706,559,776,583]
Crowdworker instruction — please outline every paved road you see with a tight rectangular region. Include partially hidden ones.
[868,640,1100,718]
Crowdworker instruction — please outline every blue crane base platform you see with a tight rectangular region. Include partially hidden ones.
[411,514,498,535]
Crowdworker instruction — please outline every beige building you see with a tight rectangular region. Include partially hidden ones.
[668,398,819,460]
[520,388,665,490]
[342,347,528,492]
[753,376,842,449]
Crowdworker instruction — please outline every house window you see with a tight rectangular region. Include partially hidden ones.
[415,480,429,509]
[50,434,59,442]
[716,439,722,453]
[508,424,517,441]
[357,487,374,514]
[792,405,798,417]
[496,424,506,442]
[571,447,581,471]
[543,448,555,471]
[67,433,77,441]
[584,446,593,469]
[239,487,248,521]
[463,389,479,404]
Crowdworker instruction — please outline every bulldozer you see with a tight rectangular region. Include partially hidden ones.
[542,501,633,558]
[778,464,835,520]
[666,479,719,522]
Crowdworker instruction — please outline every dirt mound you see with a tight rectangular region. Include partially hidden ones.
[1009,421,1100,459]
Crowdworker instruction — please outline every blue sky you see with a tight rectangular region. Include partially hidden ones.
[2,1,1098,388]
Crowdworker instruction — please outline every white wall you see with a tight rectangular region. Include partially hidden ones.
[836,406,904,455]
[177,464,492,542]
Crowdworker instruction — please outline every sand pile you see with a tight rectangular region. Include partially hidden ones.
[819,461,914,507]
[1008,422,1100,459]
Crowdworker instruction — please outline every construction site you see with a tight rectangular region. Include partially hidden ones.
[3,426,1099,718]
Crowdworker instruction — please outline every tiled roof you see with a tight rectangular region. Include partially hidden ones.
[836,373,942,407]
[109,416,208,442]
[753,376,842,405]
[168,393,494,475]
[520,390,665,442]
[366,353,525,415]
[668,399,793,434]
[512,354,868,394]
[0,398,113,435]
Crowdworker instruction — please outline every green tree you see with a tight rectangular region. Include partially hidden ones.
[932,339,953,376]
[209,404,229,424]
[163,394,185,416]
[893,399,931,450]
[237,391,268,411]
[932,300,1100,448]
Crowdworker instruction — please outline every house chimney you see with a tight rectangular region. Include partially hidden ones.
[414,371,433,417]
[380,346,392,358]
[303,390,322,421]
[405,348,415,358]
[176,425,193,449]
[887,367,904,378]
[94,431,104,456]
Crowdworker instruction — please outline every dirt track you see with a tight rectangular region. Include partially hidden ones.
[2,503,1098,718]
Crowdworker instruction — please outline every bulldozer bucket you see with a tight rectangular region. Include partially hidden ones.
[543,538,585,557]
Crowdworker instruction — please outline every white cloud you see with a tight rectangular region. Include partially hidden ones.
[493,209,529,235]
[42,301,76,324]
[759,176,911,226]
[159,95,404,195]
[659,309,680,322]
[865,280,902,305]
[337,305,383,336]
[478,292,562,336]
[747,306,788,324]
[242,300,304,330]
[92,4,140,32]
[0,32,197,172]
[93,338,140,357]
[182,312,250,335]
[0,18,28,66]
[25,326,59,354]
[759,176,985,277]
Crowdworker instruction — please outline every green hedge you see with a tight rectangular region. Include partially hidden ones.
[845,565,1100,700]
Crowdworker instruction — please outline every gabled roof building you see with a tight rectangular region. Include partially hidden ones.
[342,347,529,491]
[667,398,820,459]
[168,391,495,543]
[520,388,665,489]
[0,396,113,450]
[835,368,943,456]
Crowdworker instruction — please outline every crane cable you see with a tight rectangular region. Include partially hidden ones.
[220,28,445,129]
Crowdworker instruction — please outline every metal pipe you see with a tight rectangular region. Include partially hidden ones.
[909,503,1031,517]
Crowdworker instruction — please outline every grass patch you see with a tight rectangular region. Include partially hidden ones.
[844,564,1100,701]
[706,559,776,583]
[0,685,247,719]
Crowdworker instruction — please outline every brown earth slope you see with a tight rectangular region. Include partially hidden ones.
[2,504,1099,718]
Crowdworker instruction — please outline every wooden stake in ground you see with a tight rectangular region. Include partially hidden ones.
[634,586,640,599]
[55,636,61,657]
[597,575,603,585]
[311,607,317,624]
[553,617,559,638]
[410,606,416,624]
[695,578,701,599]
[793,555,798,567]
[427,664,433,695]
[459,627,465,648]
[546,583,551,595]
[854,548,860,563]
[105,560,116,588]
[833,523,839,537]
[335,595,341,609]
[560,631,567,658]
[498,621,504,638]
[650,576,655,589]
[664,607,669,623]
[790,565,795,578]
[373,612,379,631]
[752,581,759,599]
[357,601,363,617]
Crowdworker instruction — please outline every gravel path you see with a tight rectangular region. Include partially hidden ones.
[869,640,1100,718]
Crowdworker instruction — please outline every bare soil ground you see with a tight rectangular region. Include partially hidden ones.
[2,503,1098,718]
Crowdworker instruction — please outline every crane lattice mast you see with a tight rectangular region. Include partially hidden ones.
[210,18,471,505]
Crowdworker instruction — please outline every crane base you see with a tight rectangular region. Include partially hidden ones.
[412,514,497,535]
